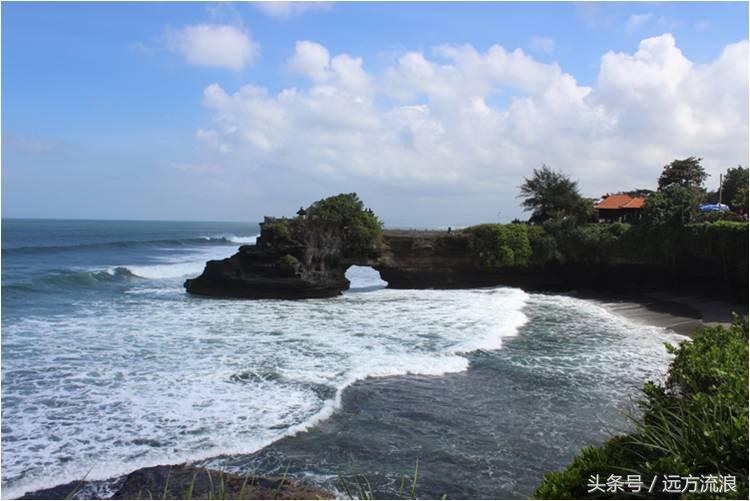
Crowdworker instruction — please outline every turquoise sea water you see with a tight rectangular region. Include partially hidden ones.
[1,219,685,498]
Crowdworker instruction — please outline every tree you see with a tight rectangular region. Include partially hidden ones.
[295,193,383,256]
[733,183,749,215]
[519,165,593,224]
[643,185,703,227]
[723,166,749,213]
[645,157,707,227]
[704,166,748,210]
[657,156,707,191]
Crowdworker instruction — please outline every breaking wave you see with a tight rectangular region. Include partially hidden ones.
[2,234,258,255]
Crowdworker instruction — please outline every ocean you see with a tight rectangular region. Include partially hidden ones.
[1,219,686,499]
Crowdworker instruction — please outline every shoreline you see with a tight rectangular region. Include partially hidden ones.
[572,288,745,337]
[13,287,745,500]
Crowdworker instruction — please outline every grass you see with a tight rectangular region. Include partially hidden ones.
[337,458,426,500]
[535,315,749,499]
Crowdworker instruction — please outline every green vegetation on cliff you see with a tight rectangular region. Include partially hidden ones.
[260,193,384,261]
[462,220,748,288]
[299,193,383,256]
[535,316,749,500]
[465,224,532,268]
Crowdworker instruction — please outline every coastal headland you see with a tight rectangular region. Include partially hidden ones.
[184,194,748,305]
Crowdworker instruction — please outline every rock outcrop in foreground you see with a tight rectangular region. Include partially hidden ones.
[19,464,333,500]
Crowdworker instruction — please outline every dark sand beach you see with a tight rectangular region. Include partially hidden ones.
[578,289,745,337]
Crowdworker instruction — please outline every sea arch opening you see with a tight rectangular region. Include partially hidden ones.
[344,265,388,293]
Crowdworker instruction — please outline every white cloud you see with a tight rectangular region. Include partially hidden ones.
[194,35,749,219]
[166,24,259,71]
[288,40,330,81]
[626,12,654,33]
[288,41,370,94]
[529,36,556,54]
[255,2,332,19]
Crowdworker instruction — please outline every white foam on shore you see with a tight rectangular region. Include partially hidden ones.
[1,283,528,498]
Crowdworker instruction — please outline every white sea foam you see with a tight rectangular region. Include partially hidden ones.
[1,278,529,498]
[114,246,237,280]
[201,234,259,245]
[227,234,259,244]
[1,255,686,499]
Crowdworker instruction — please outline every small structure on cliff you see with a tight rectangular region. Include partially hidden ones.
[595,194,645,223]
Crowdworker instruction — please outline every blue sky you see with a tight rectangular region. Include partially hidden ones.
[2,1,748,225]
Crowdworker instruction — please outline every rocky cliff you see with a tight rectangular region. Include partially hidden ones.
[184,228,479,299]
[185,225,747,300]
[185,195,747,301]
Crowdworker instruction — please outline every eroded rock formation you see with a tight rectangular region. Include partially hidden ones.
[184,227,480,299]
[184,194,748,301]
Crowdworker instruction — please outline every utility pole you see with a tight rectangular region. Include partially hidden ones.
[719,173,724,205]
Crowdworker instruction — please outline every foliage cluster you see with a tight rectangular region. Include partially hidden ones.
[681,221,749,281]
[301,193,383,256]
[694,211,746,223]
[260,193,383,258]
[643,158,709,228]
[536,316,749,500]
[464,220,747,279]
[542,219,633,265]
[527,225,557,267]
[705,166,748,213]
[519,165,594,224]
[465,224,532,268]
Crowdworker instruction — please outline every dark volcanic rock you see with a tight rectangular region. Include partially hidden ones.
[18,464,334,500]
[111,464,333,500]
[185,223,747,300]
[185,243,350,299]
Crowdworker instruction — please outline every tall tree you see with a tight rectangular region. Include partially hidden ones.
[657,157,708,191]
[519,165,592,224]
[722,165,749,212]
[645,157,708,227]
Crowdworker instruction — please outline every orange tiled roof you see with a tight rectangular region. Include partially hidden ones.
[596,194,632,210]
[595,194,646,210]
[622,197,646,209]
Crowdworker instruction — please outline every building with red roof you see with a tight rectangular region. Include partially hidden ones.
[595,194,646,223]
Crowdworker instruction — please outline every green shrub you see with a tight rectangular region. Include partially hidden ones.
[277,254,299,271]
[528,226,557,266]
[695,212,745,223]
[682,222,749,281]
[263,220,291,245]
[465,224,532,268]
[536,316,749,499]
[297,193,383,257]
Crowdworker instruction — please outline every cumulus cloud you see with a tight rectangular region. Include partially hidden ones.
[166,24,259,71]
[255,2,332,19]
[288,41,370,93]
[288,40,330,80]
[194,34,749,220]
